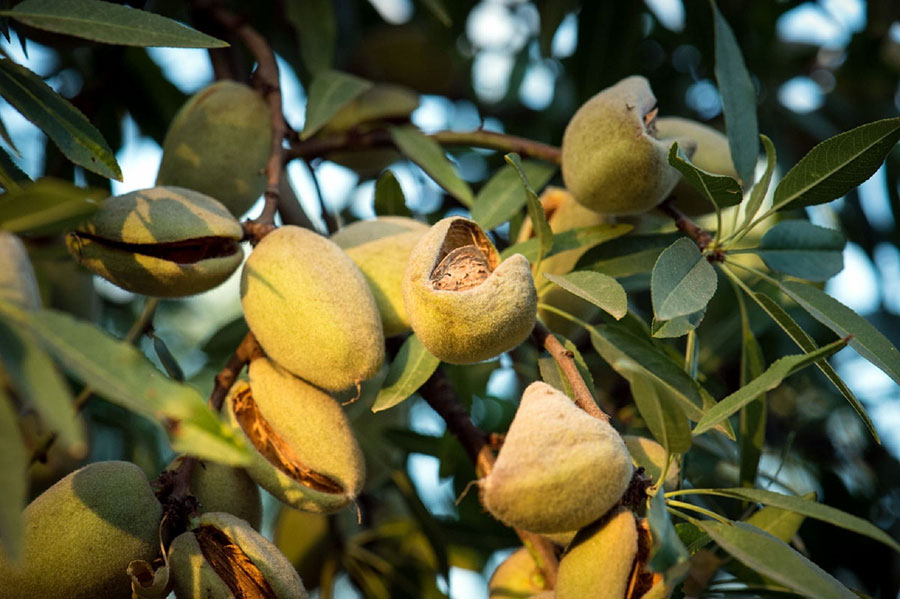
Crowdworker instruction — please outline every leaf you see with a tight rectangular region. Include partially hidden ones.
[744,493,814,544]
[391,470,450,577]
[301,70,372,140]
[150,333,184,382]
[683,487,900,553]
[285,0,335,75]
[373,334,440,412]
[471,160,556,230]
[695,519,856,599]
[543,271,627,320]
[0,149,29,192]
[780,280,900,387]
[626,369,692,454]
[754,220,845,282]
[692,337,848,436]
[736,288,765,488]
[501,222,632,262]
[27,309,250,466]
[740,134,776,230]
[574,231,683,278]
[0,177,105,235]
[374,170,411,217]
[772,117,900,211]
[0,386,26,561]
[651,307,705,339]
[668,142,743,209]
[504,153,552,268]
[651,238,718,321]
[0,59,121,180]
[648,492,689,575]
[390,126,474,206]
[0,112,19,155]
[417,0,452,26]
[0,0,228,48]
[712,2,759,187]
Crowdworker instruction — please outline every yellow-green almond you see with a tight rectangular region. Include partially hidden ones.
[66,186,243,298]
[488,548,547,599]
[482,382,633,534]
[168,511,308,599]
[402,216,537,364]
[556,507,638,599]
[224,357,365,513]
[166,457,262,529]
[623,435,680,490]
[561,76,696,215]
[0,232,41,310]
[240,225,384,392]
[0,461,163,599]
[331,216,429,337]
[156,80,272,217]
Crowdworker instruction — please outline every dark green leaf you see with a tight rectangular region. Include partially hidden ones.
[391,470,450,577]
[695,519,856,599]
[627,370,692,454]
[543,271,627,320]
[741,135,776,230]
[652,238,718,320]
[668,142,743,209]
[150,333,184,382]
[574,232,682,278]
[648,492,689,574]
[471,160,556,230]
[374,170,411,217]
[0,149,29,192]
[301,70,372,140]
[0,177,104,235]
[736,288,765,488]
[0,59,121,179]
[651,307,705,339]
[0,386,26,561]
[390,126,474,206]
[0,0,228,48]
[501,222,632,262]
[755,220,845,281]
[505,153,552,267]
[417,0,451,26]
[373,334,440,412]
[285,0,335,75]
[0,112,18,155]
[773,117,900,211]
[712,2,759,187]
[692,337,848,436]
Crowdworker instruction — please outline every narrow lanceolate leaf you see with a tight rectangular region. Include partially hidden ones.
[374,170,411,217]
[652,238,718,321]
[736,289,765,488]
[773,117,900,211]
[0,149,30,192]
[574,231,682,278]
[780,280,900,387]
[712,2,759,187]
[745,497,811,544]
[150,333,184,382]
[471,160,556,230]
[693,337,848,436]
[0,113,19,155]
[391,126,474,206]
[0,178,104,235]
[301,70,372,140]
[754,220,845,281]
[668,143,743,209]
[695,520,857,599]
[505,153,552,268]
[680,487,900,553]
[0,0,228,48]
[543,271,627,320]
[501,222,632,262]
[28,309,250,466]
[648,492,689,574]
[0,386,27,561]
[740,134,776,230]
[626,368,692,454]
[0,59,121,180]
[373,334,440,412]
[285,0,335,75]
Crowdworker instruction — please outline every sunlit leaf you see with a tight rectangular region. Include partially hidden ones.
[471,160,556,230]
[668,142,743,209]
[391,126,474,206]
[301,70,372,140]
[651,308,705,339]
[0,177,105,235]
[373,334,440,412]
[543,271,627,320]
[374,170,411,217]
[505,153,552,268]
[502,223,632,262]
[652,238,717,321]
[740,134,776,230]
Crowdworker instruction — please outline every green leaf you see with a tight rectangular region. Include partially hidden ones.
[0,149,29,192]
[712,2,759,187]
[501,223,632,262]
[736,288,765,488]
[374,170,411,217]
[285,0,335,75]
[754,220,845,282]
[0,177,104,235]
[150,332,184,382]
[543,271,627,320]
[390,126,474,206]
[651,308,705,339]
[0,59,121,180]
[744,493,814,544]
[692,337,848,436]
[417,0,452,26]
[773,117,900,211]
[626,369,692,454]
[471,160,556,230]
[780,280,900,387]
[301,70,372,140]
[504,153,552,268]
[373,334,440,412]
[695,519,856,599]
[740,134,776,230]
[0,112,18,155]
[27,309,250,466]
[0,386,26,561]
[574,231,682,278]
[652,238,718,321]
[0,0,228,48]
[391,470,450,577]
[668,142,743,209]
[648,492,689,575]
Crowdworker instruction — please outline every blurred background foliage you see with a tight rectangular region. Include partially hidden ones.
[4,0,900,597]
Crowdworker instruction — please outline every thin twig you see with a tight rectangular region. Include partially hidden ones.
[208,331,264,412]
[657,198,723,261]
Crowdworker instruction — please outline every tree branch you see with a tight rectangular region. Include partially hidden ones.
[657,198,723,261]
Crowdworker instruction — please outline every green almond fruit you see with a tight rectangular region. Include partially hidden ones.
[488,547,547,599]
[402,216,537,364]
[482,382,633,534]
[240,225,384,392]
[331,216,429,337]
[0,461,163,599]
[0,232,41,310]
[65,186,243,298]
[165,457,262,530]
[622,435,680,491]
[224,357,365,513]
[561,76,696,215]
[168,511,308,599]
[156,80,272,217]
